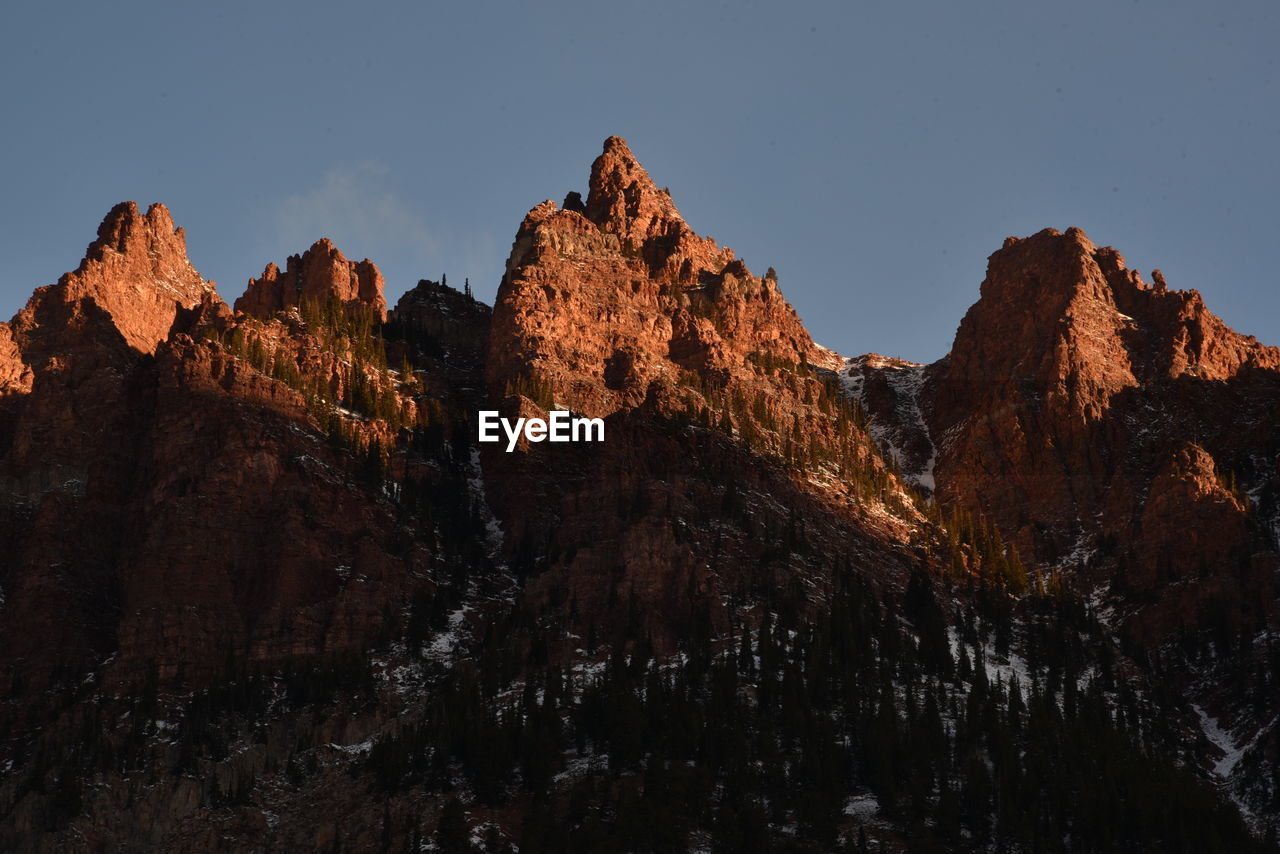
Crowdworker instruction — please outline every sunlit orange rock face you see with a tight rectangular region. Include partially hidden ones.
[9,201,216,359]
[482,136,926,649]
[921,227,1280,585]
[0,323,31,396]
[236,238,387,321]
[487,136,831,419]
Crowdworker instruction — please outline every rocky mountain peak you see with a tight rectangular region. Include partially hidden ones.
[939,227,1139,428]
[76,201,211,307]
[585,136,684,242]
[951,227,1280,404]
[235,238,387,321]
[3,201,217,376]
[92,201,177,258]
[917,224,1280,608]
[490,137,818,419]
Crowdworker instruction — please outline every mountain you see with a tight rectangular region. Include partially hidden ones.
[236,239,388,321]
[1,140,1277,852]
[483,137,925,649]
[848,224,1280,826]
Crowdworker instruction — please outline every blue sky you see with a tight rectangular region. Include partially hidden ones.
[3,0,1277,362]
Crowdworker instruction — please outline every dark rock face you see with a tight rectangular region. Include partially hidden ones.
[390,277,491,370]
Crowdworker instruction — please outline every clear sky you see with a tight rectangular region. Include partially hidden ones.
[3,0,1277,362]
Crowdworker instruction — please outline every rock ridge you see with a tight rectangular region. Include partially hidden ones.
[235,238,387,321]
[7,202,217,363]
[488,137,821,420]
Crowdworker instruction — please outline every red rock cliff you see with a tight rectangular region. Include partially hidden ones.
[488,136,826,419]
[482,138,932,651]
[922,225,1280,596]
[8,202,217,361]
[235,238,387,321]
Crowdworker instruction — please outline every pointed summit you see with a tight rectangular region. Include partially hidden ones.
[585,136,685,244]
[8,202,217,358]
[949,227,1280,400]
[88,201,187,266]
[74,203,213,310]
[541,136,731,281]
[235,238,386,321]
[490,136,819,420]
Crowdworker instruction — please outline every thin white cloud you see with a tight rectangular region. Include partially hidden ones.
[273,162,437,263]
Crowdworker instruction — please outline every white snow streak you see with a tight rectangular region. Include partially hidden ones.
[1193,704,1278,780]
[835,354,937,493]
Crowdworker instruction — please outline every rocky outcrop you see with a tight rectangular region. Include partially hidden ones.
[919,227,1280,570]
[0,205,435,724]
[5,146,1278,851]
[0,323,31,397]
[488,137,830,418]
[235,239,386,321]
[390,277,491,369]
[1131,443,1251,588]
[584,136,732,278]
[482,137,931,647]
[8,202,217,361]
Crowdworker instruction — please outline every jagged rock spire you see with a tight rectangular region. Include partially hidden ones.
[236,238,386,321]
[585,136,685,244]
[489,136,818,420]
[8,201,217,358]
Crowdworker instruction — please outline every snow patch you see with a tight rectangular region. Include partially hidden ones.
[837,355,937,493]
[1193,704,1276,780]
[424,607,471,668]
[843,792,881,819]
[328,736,376,756]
